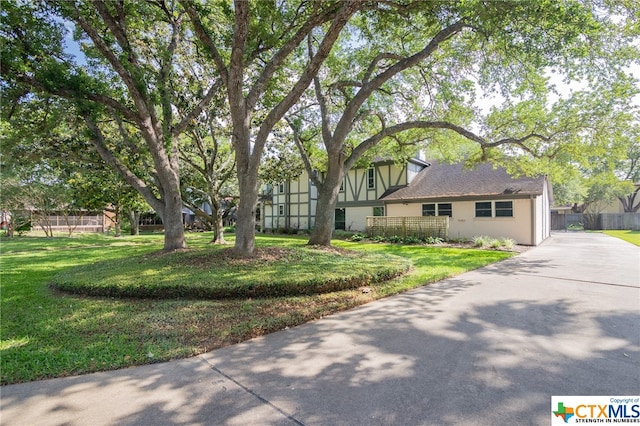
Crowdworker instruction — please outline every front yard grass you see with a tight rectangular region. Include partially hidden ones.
[601,230,640,246]
[1,233,513,385]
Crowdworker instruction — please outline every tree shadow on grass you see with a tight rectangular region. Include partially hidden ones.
[2,272,638,426]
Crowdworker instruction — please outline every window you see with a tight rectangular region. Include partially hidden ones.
[495,201,513,217]
[475,201,513,218]
[340,179,345,192]
[475,202,492,217]
[422,203,451,217]
[335,208,346,230]
[278,182,285,193]
[278,204,285,216]
[373,206,385,216]
[422,204,436,216]
[438,203,452,217]
[367,168,375,189]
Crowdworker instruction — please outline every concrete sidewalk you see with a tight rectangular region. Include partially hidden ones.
[2,232,639,425]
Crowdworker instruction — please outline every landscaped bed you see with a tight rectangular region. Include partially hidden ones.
[50,245,412,299]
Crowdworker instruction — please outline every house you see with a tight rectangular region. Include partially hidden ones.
[261,158,552,245]
[261,156,429,232]
[381,161,552,245]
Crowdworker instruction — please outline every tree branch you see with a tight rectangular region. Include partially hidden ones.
[180,0,230,87]
[285,117,321,188]
[253,1,360,168]
[346,120,551,170]
[82,115,163,213]
[9,72,139,124]
[245,2,342,111]
[334,20,468,145]
[172,81,222,137]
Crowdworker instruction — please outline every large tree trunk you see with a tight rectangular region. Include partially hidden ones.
[210,198,226,244]
[128,209,140,235]
[308,185,341,246]
[619,188,640,213]
[234,170,258,256]
[160,191,186,251]
[113,206,122,237]
[308,162,343,246]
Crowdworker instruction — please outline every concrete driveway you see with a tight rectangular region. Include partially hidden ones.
[1,232,638,425]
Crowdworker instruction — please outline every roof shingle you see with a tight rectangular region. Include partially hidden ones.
[381,160,546,201]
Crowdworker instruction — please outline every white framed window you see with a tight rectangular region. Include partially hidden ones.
[367,168,375,189]
[373,206,385,216]
[475,201,513,218]
[422,203,436,216]
[278,204,285,216]
[475,202,493,217]
[495,201,513,217]
[422,203,452,217]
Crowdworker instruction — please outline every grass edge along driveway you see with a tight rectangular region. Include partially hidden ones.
[1,233,513,385]
[601,230,640,246]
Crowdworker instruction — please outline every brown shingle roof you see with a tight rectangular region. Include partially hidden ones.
[381,160,546,201]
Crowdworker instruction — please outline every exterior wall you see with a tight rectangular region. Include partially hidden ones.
[344,206,384,231]
[385,197,539,245]
[597,184,639,213]
[600,199,626,214]
[334,162,407,231]
[338,162,409,204]
[262,161,419,231]
[262,171,316,231]
[534,182,551,245]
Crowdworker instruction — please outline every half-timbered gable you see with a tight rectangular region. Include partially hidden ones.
[261,157,429,232]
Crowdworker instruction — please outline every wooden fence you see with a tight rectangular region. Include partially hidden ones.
[366,216,449,239]
[551,212,640,230]
[599,213,640,230]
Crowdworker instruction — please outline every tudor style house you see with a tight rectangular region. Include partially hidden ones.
[261,158,552,245]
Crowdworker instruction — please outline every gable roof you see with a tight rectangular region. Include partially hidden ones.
[381,160,546,201]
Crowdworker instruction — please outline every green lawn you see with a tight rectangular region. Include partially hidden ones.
[1,233,513,385]
[601,230,640,246]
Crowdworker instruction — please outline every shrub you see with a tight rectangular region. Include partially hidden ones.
[403,236,422,244]
[473,235,517,250]
[489,238,502,249]
[500,238,516,250]
[349,232,366,242]
[334,230,357,240]
[425,236,444,245]
[472,235,491,248]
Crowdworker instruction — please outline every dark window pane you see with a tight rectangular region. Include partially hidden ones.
[335,208,346,230]
[438,203,452,217]
[367,168,375,189]
[475,202,492,217]
[495,201,513,217]
[422,204,436,216]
